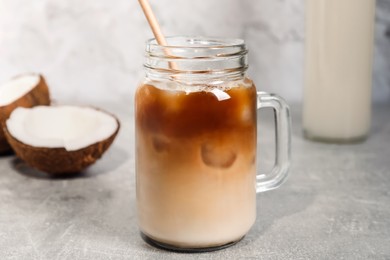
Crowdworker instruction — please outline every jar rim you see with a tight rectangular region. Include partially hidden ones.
[144,36,248,84]
[146,36,246,50]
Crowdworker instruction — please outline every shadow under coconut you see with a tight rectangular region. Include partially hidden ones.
[10,145,129,180]
[11,158,81,180]
[0,150,15,157]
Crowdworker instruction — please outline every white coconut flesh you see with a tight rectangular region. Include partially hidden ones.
[6,106,118,151]
[0,74,40,106]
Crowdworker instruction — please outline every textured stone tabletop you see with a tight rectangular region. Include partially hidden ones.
[1,103,389,259]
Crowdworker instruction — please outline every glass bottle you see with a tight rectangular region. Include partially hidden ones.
[303,0,376,143]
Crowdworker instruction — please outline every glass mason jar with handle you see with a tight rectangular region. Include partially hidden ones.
[135,36,291,252]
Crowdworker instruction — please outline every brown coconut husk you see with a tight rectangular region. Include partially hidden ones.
[3,111,120,176]
[0,74,50,154]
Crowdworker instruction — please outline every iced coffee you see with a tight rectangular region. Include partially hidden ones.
[135,36,291,251]
[135,79,257,249]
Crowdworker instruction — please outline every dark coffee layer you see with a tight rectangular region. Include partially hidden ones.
[135,82,257,138]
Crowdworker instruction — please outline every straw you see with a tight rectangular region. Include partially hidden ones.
[138,0,177,70]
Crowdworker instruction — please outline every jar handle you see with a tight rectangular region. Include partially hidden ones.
[256,92,291,193]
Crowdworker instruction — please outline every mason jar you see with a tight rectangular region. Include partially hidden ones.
[135,36,291,251]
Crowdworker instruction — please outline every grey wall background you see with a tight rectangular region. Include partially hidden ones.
[0,0,389,104]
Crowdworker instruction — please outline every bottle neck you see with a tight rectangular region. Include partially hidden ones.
[144,36,248,85]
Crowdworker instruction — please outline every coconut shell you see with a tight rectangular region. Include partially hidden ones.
[0,74,50,154]
[3,114,120,176]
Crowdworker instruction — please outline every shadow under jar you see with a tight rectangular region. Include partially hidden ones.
[135,36,291,252]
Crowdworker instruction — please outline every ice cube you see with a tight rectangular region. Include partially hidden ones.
[240,105,252,122]
[201,142,236,169]
[152,135,170,152]
[210,88,231,101]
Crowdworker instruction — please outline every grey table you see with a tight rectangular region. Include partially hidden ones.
[1,103,389,259]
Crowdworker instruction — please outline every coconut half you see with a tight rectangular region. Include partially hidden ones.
[0,74,50,154]
[3,106,120,175]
